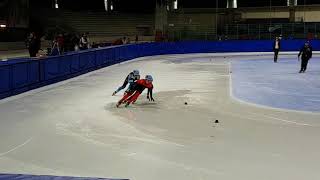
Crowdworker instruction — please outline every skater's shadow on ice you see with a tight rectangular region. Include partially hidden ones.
[107,90,219,123]
[134,101,158,107]
[299,71,320,75]
[106,90,192,111]
[104,97,159,111]
[272,71,320,76]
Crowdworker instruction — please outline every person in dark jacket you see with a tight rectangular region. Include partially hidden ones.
[273,36,281,63]
[298,42,313,73]
[56,34,65,54]
[79,33,89,50]
[27,32,41,57]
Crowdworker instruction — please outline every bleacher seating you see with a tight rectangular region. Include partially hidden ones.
[62,11,154,40]
[167,13,217,40]
[0,42,26,51]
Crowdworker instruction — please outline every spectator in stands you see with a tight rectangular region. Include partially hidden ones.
[86,32,91,48]
[113,38,123,45]
[307,32,314,41]
[27,32,41,57]
[135,35,139,43]
[63,33,73,52]
[71,33,80,51]
[56,34,65,54]
[122,36,128,44]
[273,36,281,63]
[91,42,96,48]
[50,37,60,56]
[79,33,89,50]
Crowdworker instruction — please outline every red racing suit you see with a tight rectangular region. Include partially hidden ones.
[118,79,153,105]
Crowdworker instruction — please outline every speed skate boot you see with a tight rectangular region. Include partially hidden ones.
[116,101,121,108]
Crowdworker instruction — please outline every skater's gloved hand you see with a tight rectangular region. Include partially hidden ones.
[147,96,155,101]
[147,95,155,101]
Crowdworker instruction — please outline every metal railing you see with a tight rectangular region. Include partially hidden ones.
[167,25,217,41]
[225,23,320,40]
[166,23,320,41]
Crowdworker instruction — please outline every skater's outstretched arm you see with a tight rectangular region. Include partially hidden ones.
[298,47,303,58]
[147,88,154,101]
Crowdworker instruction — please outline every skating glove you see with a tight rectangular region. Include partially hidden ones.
[147,95,155,101]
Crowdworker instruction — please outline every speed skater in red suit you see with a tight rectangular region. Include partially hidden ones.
[116,75,154,108]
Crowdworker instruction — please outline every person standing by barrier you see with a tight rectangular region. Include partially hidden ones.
[79,33,89,50]
[56,34,65,55]
[27,32,40,57]
[72,34,80,51]
[273,36,281,63]
[298,41,313,73]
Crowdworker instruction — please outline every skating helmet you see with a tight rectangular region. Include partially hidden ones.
[145,75,153,82]
[133,70,140,76]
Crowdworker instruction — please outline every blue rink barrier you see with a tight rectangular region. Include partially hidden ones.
[0,40,319,99]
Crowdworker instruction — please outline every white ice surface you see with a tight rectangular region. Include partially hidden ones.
[0,53,320,180]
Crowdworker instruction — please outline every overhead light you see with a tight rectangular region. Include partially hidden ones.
[104,0,108,11]
[0,24,6,28]
[55,0,59,9]
[173,0,178,10]
[233,0,237,8]
[227,0,237,8]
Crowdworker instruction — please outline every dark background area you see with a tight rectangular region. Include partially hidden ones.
[1,0,320,42]
[0,0,8,19]
[28,0,320,12]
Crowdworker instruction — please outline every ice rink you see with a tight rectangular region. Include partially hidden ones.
[1,53,320,180]
[232,57,320,112]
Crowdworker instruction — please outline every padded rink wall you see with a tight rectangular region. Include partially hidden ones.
[0,40,319,99]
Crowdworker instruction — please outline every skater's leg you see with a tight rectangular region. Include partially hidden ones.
[116,82,128,93]
[124,82,134,94]
[274,50,279,62]
[113,81,128,95]
[300,59,304,73]
[303,60,309,72]
[125,92,141,107]
[117,92,133,107]
[302,61,306,72]
[128,92,141,103]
